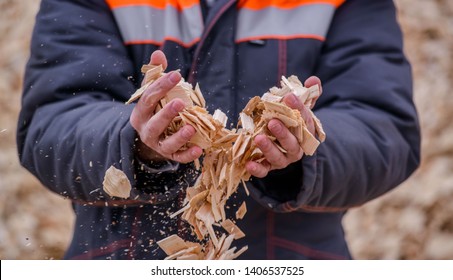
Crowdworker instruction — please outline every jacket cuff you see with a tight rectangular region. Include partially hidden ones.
[118,120,198,204]
[136,158,180,173]
[248,152,318,213]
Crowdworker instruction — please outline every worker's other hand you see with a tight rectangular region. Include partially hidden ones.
[246,76,323,178]
[130,50,203,163]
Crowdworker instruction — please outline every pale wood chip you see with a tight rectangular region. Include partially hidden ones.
[141,63,163,74]
[262,110,299,127]
[165,246,199,260]
[164,85,193,108]
[103,166,131,199]
[293,85,309,104]
[194,83,206,107]
[218,234,235,255]
[170,203,191,219]
[213,109,228,127]
[281,75,295,91]
[236,202,247,220]
[262,100,297,118]
[233,134,251,162]
[239,112,255,133]
[302,126,320,156]
[188,131,212,149]
[261,92,283,102]
[157,234,188,256]
[241,179,250,196]
[287,75,303,86]
[221,219,245,239]
[242,96,261,115]
[230,245,248,259]
[310,110,326,142]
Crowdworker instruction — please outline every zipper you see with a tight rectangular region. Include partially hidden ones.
[188,0,236,84]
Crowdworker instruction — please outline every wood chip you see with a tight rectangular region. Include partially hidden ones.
[236,202,247,220]
[221,219,245,239]
[102,166,131,199]
[157,234,188,256]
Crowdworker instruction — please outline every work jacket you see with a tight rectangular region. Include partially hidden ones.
[18,0,420,259]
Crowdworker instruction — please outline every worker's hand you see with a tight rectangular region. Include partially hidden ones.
[245,76,323,178]
[130,50,203,163]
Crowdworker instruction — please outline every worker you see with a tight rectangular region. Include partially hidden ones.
[17,0,420,259]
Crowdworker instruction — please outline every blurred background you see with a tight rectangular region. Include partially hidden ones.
[1,0,452,259]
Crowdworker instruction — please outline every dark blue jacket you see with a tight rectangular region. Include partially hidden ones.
[17,0,420,259]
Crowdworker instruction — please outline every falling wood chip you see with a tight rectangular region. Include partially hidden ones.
[221,219,245,239]
[102,166,131,199]
[236,202,247,220]
[157,234,189,256]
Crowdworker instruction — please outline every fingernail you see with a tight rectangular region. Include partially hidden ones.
[169,71,180,83]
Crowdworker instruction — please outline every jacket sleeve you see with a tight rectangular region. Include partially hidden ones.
[249,0,421,212]
[17,0,188,203]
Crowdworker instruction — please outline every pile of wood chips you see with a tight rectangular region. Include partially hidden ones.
[104,63,325,259]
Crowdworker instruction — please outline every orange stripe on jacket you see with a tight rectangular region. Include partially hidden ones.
[236,34,326,43]
[106,0,200,10]
[237,0,346,10]
[124,37,201,47]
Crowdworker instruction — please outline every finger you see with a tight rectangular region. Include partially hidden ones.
[171,146,203,164]
[282,93,303,110]
[142,50,169,86]
[149,50,168,71]
[268,119,302,157]
[140,99,185,147]
[246,161,271,178]
[304,76,322,108]
[135,71,181,119]
[304,76,322,94]
[254,134,288,169]
[158,124,196,155]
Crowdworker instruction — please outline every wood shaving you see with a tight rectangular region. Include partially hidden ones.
[102,166,131,199]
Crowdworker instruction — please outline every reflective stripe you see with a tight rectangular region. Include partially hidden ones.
[106,0,200,10]
[237,0,346,10]
[110,4,203,46]
[236,4,336,42]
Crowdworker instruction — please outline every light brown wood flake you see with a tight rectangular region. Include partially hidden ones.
[213,109,228,127]
[164,85,194,108]
[102,166,131,199]
[236,202,247,220]
[239,112,255,133]
[221,219,245,239]
[157,234,189,256]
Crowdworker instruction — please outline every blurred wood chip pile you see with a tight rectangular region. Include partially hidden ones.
[103,63,325,259]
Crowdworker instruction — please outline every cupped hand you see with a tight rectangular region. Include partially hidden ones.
[245,76,323,178]
[130,50,203,163]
